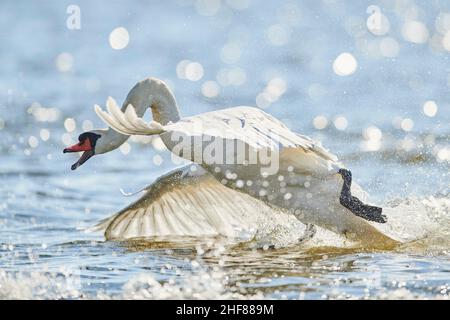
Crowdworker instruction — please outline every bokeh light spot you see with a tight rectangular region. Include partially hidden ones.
[423,101,438,117]
[313,116,328,130]
[109,27,130,50]
[56,53,73,72]
[333,53,358,76]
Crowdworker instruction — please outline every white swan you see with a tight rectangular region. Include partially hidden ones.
[64,77,398,247]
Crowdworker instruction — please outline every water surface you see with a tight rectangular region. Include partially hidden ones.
[0,0,449,299]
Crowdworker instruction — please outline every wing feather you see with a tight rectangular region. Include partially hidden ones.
[94,104,131,135]
[165,106,341,175]
[92,165,303,240]
[95,101,340,176]
[94,98,165,136]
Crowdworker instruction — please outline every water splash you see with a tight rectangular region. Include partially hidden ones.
[118,269,263,300]
[0,269,81,299]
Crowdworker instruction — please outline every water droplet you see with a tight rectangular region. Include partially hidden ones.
[109,27,129,50]
[201,81,220,98]
[185,62,204,81]
[402,21,429,44]
[401,118,414,132]
[64,118,76,132]
[153,154,163,166]
[423,100,438,117]
[333,53,357,76]
[28,136,39,148]
[39,129,50,141]
[56,53,73,72]
[313,116,328,130]
[334,116,348,131]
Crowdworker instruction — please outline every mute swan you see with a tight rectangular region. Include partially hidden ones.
[64,77,397,247]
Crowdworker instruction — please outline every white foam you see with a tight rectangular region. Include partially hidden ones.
[375,195,450,248]
[0,269,81,299]
[117,269,263,300]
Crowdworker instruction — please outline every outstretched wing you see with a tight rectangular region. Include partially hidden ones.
[96,104,341,176]
[92,165,302,240]
[173,106,337,159]
[168,107,341,176]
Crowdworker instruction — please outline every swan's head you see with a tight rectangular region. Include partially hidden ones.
[63,131,102,170]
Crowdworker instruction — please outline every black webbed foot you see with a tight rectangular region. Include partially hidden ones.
[338,169,387,224]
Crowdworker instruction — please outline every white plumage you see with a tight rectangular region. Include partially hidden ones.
[92,164,310,243]
[96,99,340,177]
[82,77,398,248]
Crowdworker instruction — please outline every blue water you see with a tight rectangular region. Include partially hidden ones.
[0,0,449,299]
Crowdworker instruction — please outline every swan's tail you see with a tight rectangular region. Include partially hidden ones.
[94,97,166,136]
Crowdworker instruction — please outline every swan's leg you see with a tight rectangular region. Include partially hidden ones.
[338,169,387,223]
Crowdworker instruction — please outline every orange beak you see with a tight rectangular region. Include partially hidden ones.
[63,138,95,170]
[63,139,93,153]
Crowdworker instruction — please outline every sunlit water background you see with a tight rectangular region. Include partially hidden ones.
[1,0,450,299]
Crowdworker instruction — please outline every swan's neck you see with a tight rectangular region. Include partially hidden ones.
[93,128,129,155]
[94,78,181,155]
[122,78,180,125]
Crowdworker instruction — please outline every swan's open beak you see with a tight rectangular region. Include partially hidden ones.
[63,139,94,170]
